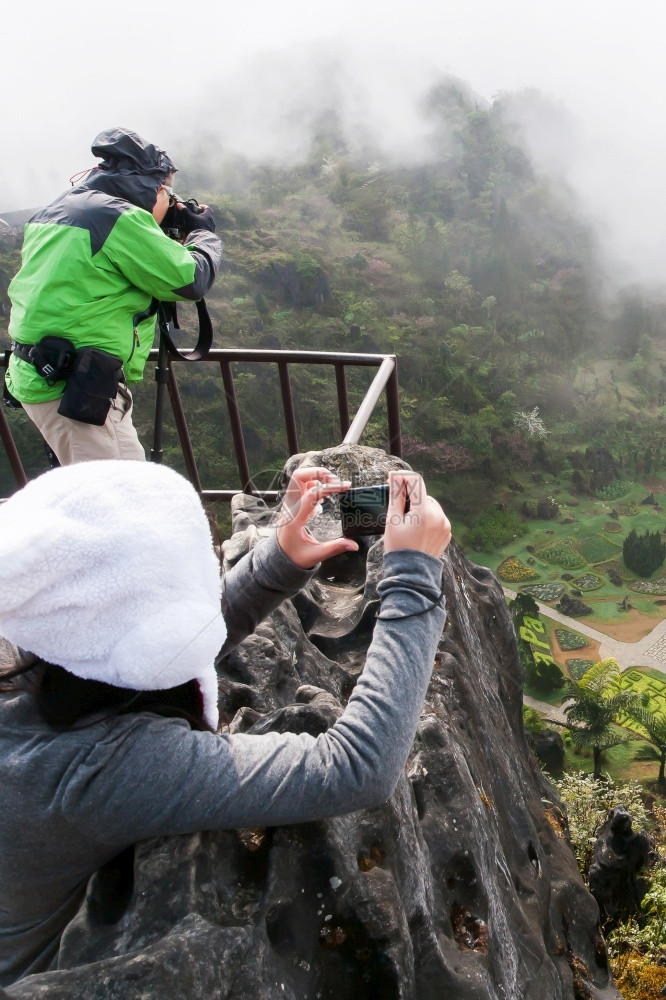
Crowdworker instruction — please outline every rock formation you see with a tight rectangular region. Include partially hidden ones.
[6,445,621,1000]
[557,593,594,618]
[589,806,654,924]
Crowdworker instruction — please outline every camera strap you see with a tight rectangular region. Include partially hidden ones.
[133,298,213,362]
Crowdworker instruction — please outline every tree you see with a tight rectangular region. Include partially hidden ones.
[513,406,549,440]
[623,529,666,577]
[564,659,637,779]
[627,705,666,790]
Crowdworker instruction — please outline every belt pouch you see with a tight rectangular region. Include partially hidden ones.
[57,348,123,426]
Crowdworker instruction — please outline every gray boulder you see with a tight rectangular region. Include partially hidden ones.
[7,446,620,1000]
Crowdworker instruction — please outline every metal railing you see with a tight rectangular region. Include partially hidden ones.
[1,347,401,501]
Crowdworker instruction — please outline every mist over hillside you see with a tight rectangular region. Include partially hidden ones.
[5,65,663,524]
[4,29,665,290]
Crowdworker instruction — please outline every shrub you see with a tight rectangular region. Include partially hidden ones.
[526,657,565,693]
[555,629,589,651]
[631,579,666,596]
[572,572,604,591]
[537,538,586,570]
[610,953,666,1000]
[497,557,539,582]
[594,559,636,582]
[578,534,622,563]
[523,706,545,735]
[466,508,527,552]
[566,658,596,680]
[520,582,565,601]
[595,481,631,501]
[624,529,666,578]
[553,772,651,873]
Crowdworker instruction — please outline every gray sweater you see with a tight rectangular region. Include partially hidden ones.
[0,535,446,986]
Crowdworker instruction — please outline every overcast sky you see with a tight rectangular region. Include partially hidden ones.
[3,0,665,285]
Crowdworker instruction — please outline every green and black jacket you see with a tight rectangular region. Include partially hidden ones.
[6,167,222,404]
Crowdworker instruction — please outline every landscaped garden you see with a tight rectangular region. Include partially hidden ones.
[468,478,666,640]
[566,658,596,680]
[554,628,590,651]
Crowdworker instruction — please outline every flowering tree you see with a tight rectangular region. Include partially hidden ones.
[513,406,549,439]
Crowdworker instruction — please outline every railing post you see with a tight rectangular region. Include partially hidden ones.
[278,362,299,456]
[220,360,254,493]
[334,363,350,438]
[2,347,403,501]
[0,403,27,489]
[386,362,402,458]
[166,363,203,493]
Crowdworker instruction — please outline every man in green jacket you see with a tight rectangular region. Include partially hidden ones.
[5,127,222,463]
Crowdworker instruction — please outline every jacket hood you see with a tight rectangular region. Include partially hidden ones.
[79,128,178,213]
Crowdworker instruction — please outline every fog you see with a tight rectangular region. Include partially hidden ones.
[2,0,665,285]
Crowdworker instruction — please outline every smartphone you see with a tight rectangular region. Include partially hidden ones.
[339,485,390,538]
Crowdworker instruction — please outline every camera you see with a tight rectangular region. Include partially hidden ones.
[161,196,214,241]
[339,485,390,538]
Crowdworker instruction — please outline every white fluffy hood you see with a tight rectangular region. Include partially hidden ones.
[0,461,226,729]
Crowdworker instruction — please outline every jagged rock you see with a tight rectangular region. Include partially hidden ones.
[558,593,594,617]
[7,445,621,1000]
[640,493,656,506]
[589,806,654,924]
[531,728,565,773]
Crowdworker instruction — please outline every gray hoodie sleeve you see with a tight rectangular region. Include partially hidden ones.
[60,550,446,844]
[173,231,223,299]
[218,532,317,656]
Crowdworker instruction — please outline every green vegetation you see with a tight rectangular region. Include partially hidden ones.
[623,529,666,578]
[1,81,664,524]
[537,538,586,569]
[497,555,539,582]
[509,595,565,694]
[631,579,666,595]
[563,660,638,779]
[596,481,632,501]
[520,582,565,602]
[594,558,635,581]
[566,658,596,680]
[626,706,666,788]
[465,508,527,552]
[554,771,651,873]
[555,773,666,999]
[572,571,604,590]
[554,628,589,651]
[578,534,622,563]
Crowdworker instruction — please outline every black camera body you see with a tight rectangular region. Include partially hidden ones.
[161,197,215,241]
[340,485,390,538]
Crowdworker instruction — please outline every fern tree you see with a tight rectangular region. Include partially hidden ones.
[628,705,666,789]
[564,659,637,779]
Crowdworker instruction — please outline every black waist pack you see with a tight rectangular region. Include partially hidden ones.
[57,348,123,426]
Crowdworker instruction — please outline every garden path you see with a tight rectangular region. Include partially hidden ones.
[503,589,666,673]
[523,694,568,725]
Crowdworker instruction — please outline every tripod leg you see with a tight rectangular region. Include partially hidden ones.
[151,331,170,464]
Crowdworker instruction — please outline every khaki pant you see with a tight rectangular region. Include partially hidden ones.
[22,384,145,465]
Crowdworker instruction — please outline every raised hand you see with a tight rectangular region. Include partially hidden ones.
[277,466,360,568]
[384,471,451,557]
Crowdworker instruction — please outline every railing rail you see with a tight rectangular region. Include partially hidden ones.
[0,346,401,501]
